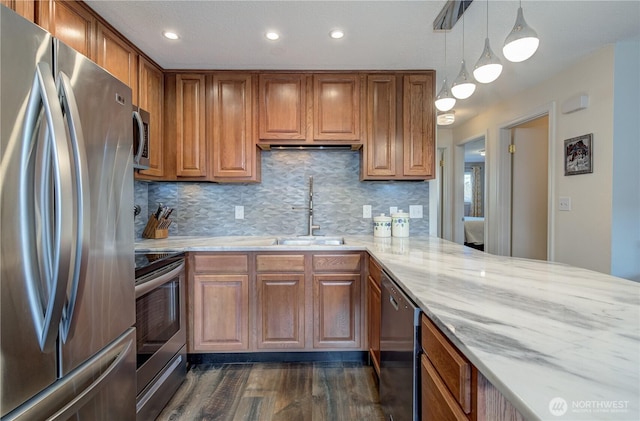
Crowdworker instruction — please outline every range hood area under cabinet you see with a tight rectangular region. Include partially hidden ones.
[136,70,436,184]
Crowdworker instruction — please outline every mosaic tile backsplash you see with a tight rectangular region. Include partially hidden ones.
[134,150,429,238]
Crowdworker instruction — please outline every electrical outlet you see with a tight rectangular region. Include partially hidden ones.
[363,205,372,218]
[559,197,571,211]
[389,206,398,215]
[409,205,423,218]
[235,205,244,219]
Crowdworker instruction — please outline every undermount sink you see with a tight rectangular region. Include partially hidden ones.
[275,236,345,246]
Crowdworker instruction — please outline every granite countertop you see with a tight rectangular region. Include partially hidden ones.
[136,235,640,421]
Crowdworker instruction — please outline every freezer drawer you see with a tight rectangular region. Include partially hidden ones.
[2,328,136,421]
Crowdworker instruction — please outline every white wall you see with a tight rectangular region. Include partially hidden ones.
[611,38,640,282]
[453,45,621,276]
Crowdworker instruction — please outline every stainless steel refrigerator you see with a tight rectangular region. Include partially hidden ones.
[1,6,136,420]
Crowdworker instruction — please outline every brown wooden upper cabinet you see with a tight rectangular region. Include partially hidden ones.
[258,73,307,141]
[210,73,260,182]
[37,0,95,59]
[95,22,138,105]
[257,72,362,147]
[361,72,435,181]
[136,56,164,178]
[176,74,206,178]
[2,0,36,22]
[313,74,360,141]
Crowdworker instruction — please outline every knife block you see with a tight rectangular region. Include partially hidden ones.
[142,215,169,239]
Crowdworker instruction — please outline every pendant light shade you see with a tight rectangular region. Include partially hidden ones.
[434,30,455,112]
[435,78,456,112]
[451,12,475,100]
[473,37,503,83]
[503,5,539,62]
[452,61,476,99]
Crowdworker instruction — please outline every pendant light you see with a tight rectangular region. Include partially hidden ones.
[503,0,539,62]
[451,11,476,100]
[473,0,502,84]
[435,31,456,112]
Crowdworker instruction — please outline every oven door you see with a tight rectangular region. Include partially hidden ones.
[134,260,185,395]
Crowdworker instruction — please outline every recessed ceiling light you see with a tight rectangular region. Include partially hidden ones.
[163,31,179,40]
[265,31,280,41]
[329,29,344,39]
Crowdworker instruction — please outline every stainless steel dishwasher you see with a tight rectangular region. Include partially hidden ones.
[380,272,421,421]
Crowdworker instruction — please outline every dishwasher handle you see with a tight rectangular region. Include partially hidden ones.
[389,294,400,311]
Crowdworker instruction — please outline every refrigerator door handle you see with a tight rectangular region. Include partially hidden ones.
[132,110,145,164]
[55,71,91,344]
[19,62,74,353]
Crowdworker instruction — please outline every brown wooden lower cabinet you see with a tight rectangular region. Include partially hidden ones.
[191,274,249,351]
[420,313,527,421]
[367,257,382,374]
[313,273,361,348]
[188,251,364,353]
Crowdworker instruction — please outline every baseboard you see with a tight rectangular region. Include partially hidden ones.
[188,351,368,365]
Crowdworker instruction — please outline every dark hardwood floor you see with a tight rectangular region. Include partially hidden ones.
[157,362,385,421]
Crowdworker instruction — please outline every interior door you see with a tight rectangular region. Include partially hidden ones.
[511,116,549,260]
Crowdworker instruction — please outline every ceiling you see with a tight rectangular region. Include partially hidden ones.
[85,1,640,128]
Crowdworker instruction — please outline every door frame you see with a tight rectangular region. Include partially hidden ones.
[495,102,557,259]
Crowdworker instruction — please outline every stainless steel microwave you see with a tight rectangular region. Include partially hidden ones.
[132,107,150,170]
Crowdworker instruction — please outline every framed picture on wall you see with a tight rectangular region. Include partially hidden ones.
[564,133,593,175]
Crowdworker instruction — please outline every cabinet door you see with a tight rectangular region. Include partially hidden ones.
[421,354,468,421]
[176,74,206,177]
[210,73,258,181]
[313,74,360,141]
[37,0,94,59]
[364,74,397,178]
[137,56,164,177]
[256,274,305,349]
[313,274,361,348]
[192,274,249,351]
[95,22,138,105]
[2,0,35,21]
[259,73,307,140]
[367,275,381,374]
[403,74,435,178]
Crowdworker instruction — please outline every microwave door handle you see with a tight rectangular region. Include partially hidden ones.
[132,110,145,164]
[56,72,90,343]
[19,62,74,352]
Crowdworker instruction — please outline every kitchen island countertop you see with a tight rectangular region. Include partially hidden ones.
[136,235,640,421]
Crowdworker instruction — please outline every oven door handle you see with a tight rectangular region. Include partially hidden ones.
[135,261,184,298]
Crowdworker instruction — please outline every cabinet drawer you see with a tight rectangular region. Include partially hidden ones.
[368,258,382,286]
[256,254,305,272]
[313,253,361,272]
[194,254,249,273]
[421,314,471,413]
[421,354,468,421]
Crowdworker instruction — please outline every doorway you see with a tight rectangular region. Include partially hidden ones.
[462,138,486,251]
[509,115,550,260]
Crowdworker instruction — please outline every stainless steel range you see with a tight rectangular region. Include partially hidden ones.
[134,252,186,421]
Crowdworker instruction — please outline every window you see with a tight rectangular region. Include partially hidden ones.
[464,171,472,203]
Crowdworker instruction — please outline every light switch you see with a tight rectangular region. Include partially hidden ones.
[559,197,571,211]
[409,205,423,218]
[363,205,372,218]
[235,205,244,219]
[389,206,398,215]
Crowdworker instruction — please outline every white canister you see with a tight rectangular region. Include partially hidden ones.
[373,214,392,237]
[391,210,410,237]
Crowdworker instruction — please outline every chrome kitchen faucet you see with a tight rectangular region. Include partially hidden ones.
[292,176,320,236]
